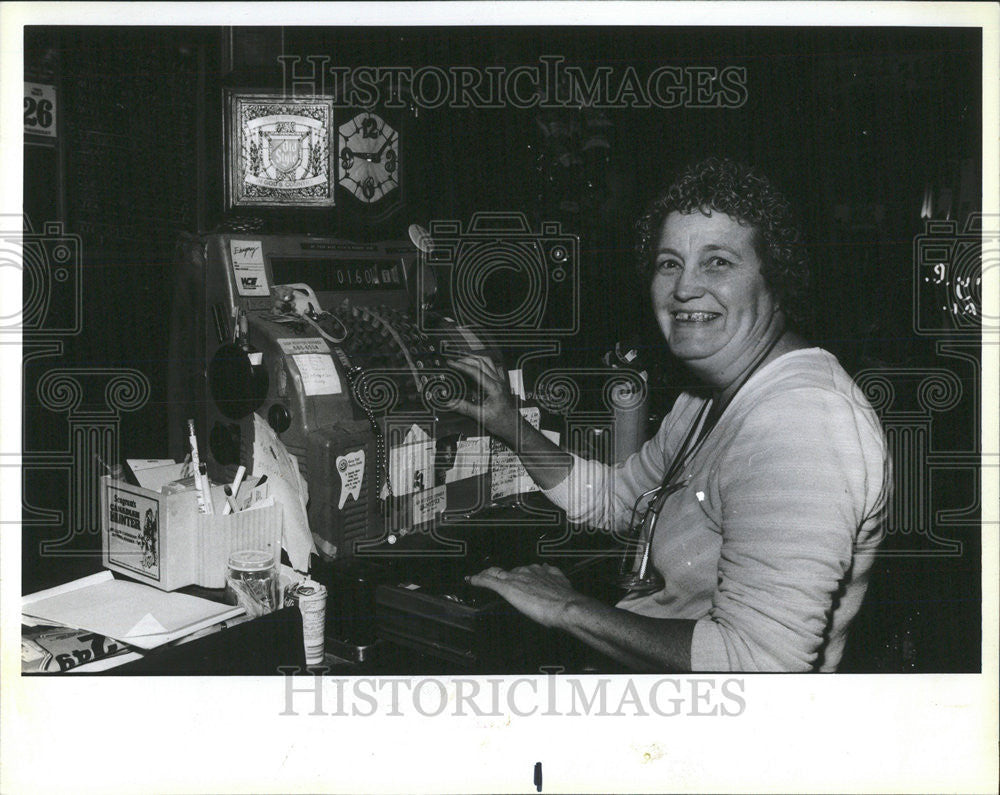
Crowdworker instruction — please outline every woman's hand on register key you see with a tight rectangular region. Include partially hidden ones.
[445,354,521,440]
[446,353,573,491]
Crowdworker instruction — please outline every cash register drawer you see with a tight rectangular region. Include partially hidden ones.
[375,584,549,672]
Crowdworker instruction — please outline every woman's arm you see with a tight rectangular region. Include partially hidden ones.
[469,564,696,672]
[470,384,886,673]
[447,353,688,528]
[447,354,572,490]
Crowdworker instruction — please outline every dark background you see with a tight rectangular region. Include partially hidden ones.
[22,26,983,671]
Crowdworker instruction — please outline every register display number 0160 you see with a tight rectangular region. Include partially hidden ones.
[335,264,401,288]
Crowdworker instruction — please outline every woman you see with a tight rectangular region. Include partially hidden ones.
[448,158,889,672]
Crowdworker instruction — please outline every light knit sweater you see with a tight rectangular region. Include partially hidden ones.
[543,348,889,672]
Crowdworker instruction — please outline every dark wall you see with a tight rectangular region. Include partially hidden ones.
[22,26,983,671]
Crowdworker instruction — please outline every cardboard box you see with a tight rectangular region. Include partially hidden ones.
[100,476,283,591]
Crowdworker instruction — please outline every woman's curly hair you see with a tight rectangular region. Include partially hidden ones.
[635,157,811,330]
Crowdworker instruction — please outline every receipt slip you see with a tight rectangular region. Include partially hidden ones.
[491,408,561,500]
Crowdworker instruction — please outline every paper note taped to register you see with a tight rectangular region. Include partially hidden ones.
[230,239,270,297]
[445,436,489,483]
[252,413,316,571]
[491,408,561,500]
[293,353,342,395]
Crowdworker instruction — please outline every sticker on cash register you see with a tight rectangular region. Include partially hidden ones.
[293,354,342,395]
[336,449,365,509]
[106,483,161,580]
[412,485,446,526]
[230,239,270,297]
[278,337,328,355]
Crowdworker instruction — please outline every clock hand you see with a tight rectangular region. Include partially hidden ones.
[371,134,397,163]
[343,147,379,163]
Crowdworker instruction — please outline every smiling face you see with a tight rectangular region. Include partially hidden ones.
[651,210,782,386]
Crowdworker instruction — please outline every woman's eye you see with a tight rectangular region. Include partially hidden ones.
[705,256,732,269]
[655,259,681,272]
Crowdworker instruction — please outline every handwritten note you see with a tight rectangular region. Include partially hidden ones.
[490,407,541,500]
[293,354,342,395]
[445,436,490,483]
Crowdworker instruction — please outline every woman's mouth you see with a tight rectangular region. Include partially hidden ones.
[671,311,721,323]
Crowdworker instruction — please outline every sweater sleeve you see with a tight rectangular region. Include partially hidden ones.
[690,386,883,672]
[542,397,698,531]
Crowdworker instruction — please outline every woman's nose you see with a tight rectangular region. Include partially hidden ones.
[672,266,705,301]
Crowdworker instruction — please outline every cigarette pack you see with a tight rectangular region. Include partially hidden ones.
[100,475,283,591]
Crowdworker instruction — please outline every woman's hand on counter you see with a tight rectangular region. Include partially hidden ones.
[468,563,581,629]
[469,562,696,672]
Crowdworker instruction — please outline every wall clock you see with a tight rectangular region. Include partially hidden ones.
[336,104,406,228]
[338,111,399,204]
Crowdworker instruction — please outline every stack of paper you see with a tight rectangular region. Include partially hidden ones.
[22,571,243,650]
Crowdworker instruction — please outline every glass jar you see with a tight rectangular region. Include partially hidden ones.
[225,549,279,617]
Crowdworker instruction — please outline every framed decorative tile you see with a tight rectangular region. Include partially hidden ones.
[225,91,335,208]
